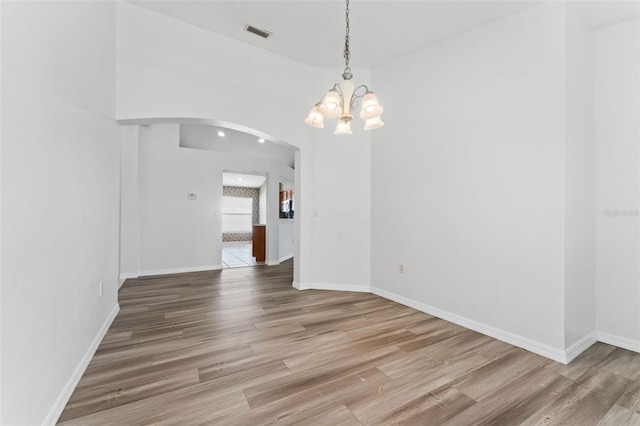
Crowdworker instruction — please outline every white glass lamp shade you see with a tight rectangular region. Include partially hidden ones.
[320,90,342,118]
[364,116,384,131]
[304,104,325,128]
[359,92,383,120]
[335,119,353,135]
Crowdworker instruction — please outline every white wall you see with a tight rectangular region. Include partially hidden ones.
[1,2,119,424]
[0,3,4,421]
[305,67,372,291]
[563,3,596,350]
[265,159,281,265]
[259,182,267,224]
[116,1,311,159]
[120,125,139,283]
[138,124,222,274]
[595,18,640,346]
[279,219,295,262]
[371,3,568,356]
[117,2,372,288]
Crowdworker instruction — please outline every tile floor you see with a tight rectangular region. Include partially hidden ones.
[222,242,258,269]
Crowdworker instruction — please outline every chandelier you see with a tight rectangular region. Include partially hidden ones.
[305,0,384,134]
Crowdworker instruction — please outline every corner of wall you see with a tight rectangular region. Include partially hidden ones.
[564,332,598,363]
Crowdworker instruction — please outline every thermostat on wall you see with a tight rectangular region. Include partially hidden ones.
[187,193,197,200]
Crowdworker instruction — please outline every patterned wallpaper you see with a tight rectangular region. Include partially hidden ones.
[222,186,260,242]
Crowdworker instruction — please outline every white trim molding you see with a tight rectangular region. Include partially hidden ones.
[139,265,222,277]
[44,303,120,425]
[279,254,294,263]
[290,282,633,364]
[119,272,138,280]
[565,332,598,363]
[118,272,139,289]
[371,286,569,364]
[293,282,370,293]
[597,331,640,353]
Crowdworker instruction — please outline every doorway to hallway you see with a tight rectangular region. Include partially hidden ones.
[221,172,267,269]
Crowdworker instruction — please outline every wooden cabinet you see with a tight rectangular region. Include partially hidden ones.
[252,225,266,262]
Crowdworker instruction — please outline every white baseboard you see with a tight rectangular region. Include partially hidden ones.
[294,282,371,293]
[279,254,294,263]
[139,265,222,277]
[290,283,638,364]
[44,303,120,425]
[370,286,568,364]
[597,331,640,353]
[266,260,280,266]
[119,272,138,280]
[565,332,598,363]
[119,272,139,288]
[118,272,138,290]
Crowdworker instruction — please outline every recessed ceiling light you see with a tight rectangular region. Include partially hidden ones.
[218,131,225,137]
[239,177,243,181]
[258,138,265,143]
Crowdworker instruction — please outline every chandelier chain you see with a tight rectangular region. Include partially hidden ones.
[343,0,352,79]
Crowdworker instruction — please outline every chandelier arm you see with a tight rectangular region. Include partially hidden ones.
[353,85,370,96]
[349,95,360,113]
[348,85,370,111]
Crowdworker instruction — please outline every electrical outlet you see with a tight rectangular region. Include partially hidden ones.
[399,264,405,274]
[99,281,103,296]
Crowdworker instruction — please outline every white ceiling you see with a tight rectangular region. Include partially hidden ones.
[131,1,639,68]
[180,124,297,167]
[223,172,267,188]
[131,0,542,68]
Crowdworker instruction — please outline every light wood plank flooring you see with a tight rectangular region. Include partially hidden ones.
[59,260,640,425]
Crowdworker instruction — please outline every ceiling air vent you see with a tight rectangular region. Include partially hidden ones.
[245,25,272,39]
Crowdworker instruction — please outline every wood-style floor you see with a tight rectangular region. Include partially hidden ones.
[59,260,640,425]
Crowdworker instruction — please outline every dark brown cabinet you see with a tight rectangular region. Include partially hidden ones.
[252,225,266,262]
